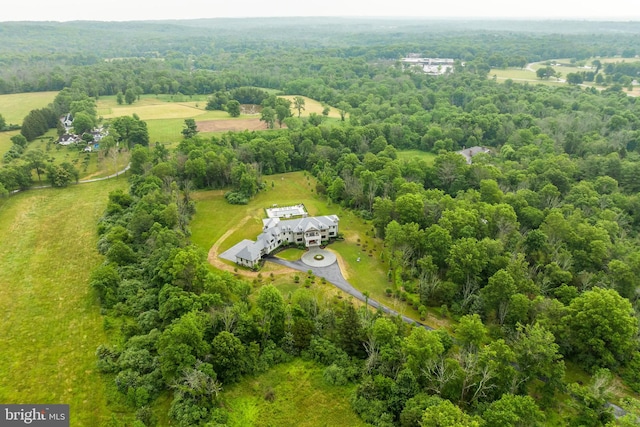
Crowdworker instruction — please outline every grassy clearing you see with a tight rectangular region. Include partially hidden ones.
[190,171,432,326]
[0,178,130,425]
[97,94,336,145]
[0,130,19,158]
[98,95,209,120]
[190,172,330,255]
[0,91,58,125]
[280,95,341,119]
[490,68,566,86]
[221,359,365,427]
[397,149,437,164]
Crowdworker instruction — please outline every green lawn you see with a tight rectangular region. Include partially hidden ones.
[221,359,366,427]
[276,247,305,261]
[397,149,436,164]
[0,178,130,425]
[0,91,58,125]
[190,172,331,254]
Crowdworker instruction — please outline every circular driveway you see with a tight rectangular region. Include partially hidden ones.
[301,247,336,267]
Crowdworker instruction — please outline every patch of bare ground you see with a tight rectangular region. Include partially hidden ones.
[197,118,268,133]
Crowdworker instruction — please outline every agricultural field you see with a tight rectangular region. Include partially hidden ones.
[221,359,366,427]
[98,95,210,120]
[0,91,59,158]
[0,91,58,125]
[98,93,337,145]
[0,178,130,425]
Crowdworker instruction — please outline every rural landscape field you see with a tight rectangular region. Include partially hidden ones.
[1,15,640,427]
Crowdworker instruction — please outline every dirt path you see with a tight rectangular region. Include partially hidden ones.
[206,215,296,277]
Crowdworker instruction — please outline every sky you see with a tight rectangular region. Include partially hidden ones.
[1,0,639,22]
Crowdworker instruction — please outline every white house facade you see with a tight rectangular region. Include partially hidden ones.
[234,215,339,268]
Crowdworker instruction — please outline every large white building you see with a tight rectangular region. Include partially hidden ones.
[233,214,339,268]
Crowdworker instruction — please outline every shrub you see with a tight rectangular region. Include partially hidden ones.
[224,191,248,205]
[323,364,348,386]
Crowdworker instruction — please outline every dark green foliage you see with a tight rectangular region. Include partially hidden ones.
[21,108,56,141]
[230,87,269,105]
[226,99,241,117]
[482,394,545,427]
[181,119,198,139]
[110,115,149,147]
[45,162,79,187]
[90,264,121,308]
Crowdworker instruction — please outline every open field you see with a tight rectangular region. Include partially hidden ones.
[221,359,365,427]
[0,130,19,158]
[280,95,342,119]
[492,57,640,91]
[99,94,336,144]
[99,96,208,120]
[0,178,130,425]
[490,68,566,86]
[0,91,58,125]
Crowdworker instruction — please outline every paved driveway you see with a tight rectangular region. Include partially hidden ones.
[266,255,431,329]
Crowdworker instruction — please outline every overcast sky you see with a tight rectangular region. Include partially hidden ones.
[1,0,638,22]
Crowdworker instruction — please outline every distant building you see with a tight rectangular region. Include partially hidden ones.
[58,134,81,146]
[61,113,73,129]
[231,214,340,268]
[401,56,457,75]
[457,146,491,165]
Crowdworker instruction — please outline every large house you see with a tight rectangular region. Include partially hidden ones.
[400,56,457,75]
[234,214,339,268]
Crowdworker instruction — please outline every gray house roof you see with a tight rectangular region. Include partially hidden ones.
[236,240,265,262]
[228,215,340,264]
[280,215,339,233]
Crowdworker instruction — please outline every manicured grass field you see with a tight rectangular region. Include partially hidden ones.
[190,172,331,254]
[397,149,436,164]
[0,178,130,425]
[0,91,58,125]
[275,248,305,261]
[490,68,566,86]
[221,359,366,427]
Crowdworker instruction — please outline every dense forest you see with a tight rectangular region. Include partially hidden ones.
[2,18,640,426]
